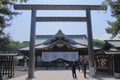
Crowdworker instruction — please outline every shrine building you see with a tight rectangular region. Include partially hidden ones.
[18,30,98,67]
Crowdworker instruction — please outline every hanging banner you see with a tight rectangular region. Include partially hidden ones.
[41,52,78,62]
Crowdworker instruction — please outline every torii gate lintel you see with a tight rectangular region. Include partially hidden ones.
[14,4,103,10]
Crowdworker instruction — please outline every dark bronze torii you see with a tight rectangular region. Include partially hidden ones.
[14,4,105,79]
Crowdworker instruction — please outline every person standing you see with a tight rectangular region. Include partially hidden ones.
[83,60,87,78]
[71,62,77,79]
[75,61,81,72]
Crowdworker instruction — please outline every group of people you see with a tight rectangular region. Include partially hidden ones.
[65,60,88,79]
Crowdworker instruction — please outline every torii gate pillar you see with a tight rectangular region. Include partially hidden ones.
[28,8,36,78]
[86,9,95,76]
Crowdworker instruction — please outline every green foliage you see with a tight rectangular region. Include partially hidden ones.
[103,0,120,38]
[0,39,29,51]
[0,34,10,51]
[106,17,120,38]
[0,0,27,51]
[0,0,17,50]
[8,40,29,51]
[93,39,105,46]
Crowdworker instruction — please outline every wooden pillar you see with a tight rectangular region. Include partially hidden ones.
[86,9,95,76]
[28,8,36,78]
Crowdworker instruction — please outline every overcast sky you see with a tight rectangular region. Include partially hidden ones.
[5,0,116,42]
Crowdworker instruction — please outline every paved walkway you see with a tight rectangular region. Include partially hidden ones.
[9,68,119,80]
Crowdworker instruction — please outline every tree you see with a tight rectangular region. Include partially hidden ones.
[0,39,29,51]
[102,0,120,38]
[0,0,27,8]
[8,40,29,51]
[0,0,17,51]
[93,39,105,46]
[0,0,27,51]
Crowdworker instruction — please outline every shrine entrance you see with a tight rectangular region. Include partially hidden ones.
[36,51,79,69]
[14,4,105,78]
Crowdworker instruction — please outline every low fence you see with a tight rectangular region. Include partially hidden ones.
[0,51,18,80]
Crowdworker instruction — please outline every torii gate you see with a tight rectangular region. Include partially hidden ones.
[14,4,105,79]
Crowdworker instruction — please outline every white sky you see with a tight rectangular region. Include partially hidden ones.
[5,0,116,42]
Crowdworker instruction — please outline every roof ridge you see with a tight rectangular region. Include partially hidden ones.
[43,30,77,44]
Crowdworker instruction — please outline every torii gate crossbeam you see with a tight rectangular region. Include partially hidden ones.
[36,17,87,22]
[14,4,102,10]
[14,4,105,79]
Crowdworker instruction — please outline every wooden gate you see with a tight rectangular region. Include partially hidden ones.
[95,54,114,75]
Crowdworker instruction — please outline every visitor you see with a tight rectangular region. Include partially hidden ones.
[83,60,87,78]
[71,62,77,79]
[74,61,81,72]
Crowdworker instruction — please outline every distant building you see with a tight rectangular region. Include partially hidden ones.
[95,40,120,78]
[18,30,99,67]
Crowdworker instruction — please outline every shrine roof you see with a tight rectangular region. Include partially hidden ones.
[35,30,87,45]
[105,40,120,48]
[18,30,88,51]
[96,40,120,55]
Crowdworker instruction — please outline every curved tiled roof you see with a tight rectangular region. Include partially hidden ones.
[18,30,88,51]
[43,30,77,44]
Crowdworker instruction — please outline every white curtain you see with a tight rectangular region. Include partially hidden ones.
[41,52,78,62]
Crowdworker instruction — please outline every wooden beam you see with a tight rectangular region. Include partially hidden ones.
[14,4,105,10]
[36,17,87,22]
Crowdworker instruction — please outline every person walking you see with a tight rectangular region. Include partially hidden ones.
[71,62,77,79]
[83,60,87,78]
[75,61,81,72]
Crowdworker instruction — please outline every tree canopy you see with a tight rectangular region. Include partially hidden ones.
[93,39,105,46]
[0,0,27,51]
[103,0,120,38]
[0,39,29,51]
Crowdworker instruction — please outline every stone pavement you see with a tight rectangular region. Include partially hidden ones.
[9,68,119,80]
